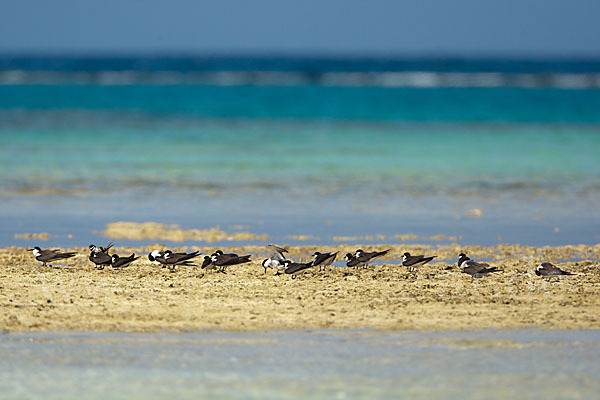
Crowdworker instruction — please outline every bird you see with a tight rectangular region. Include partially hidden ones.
[201,255,215,269]
[151,250,201,269]
[283,260,314,278]
[148,249,165,266]
[209,250,251,272]
[354,248,391,267]
[29,247,76,266]
[267,244,288,257]
[89,242,114,254]
[262,245,288,274]
[402,252,436,272]
[148,249,195,267]
[202,250,242,269]
[111,253,139,268]
[457,253,500,278]
[535,262,573,277]
[344,253,364,268]
[201,250,241,269]
[89,242,114,269]
[312,251,338,270]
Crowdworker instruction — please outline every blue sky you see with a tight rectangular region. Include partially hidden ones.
[1,0,599,56]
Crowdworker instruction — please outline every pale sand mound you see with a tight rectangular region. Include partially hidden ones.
[0,244,599,332]
[103,222,268,242]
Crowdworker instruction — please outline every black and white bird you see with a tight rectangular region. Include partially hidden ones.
[111,253,139,268]
[457,253,500,278]
[89,243,113,254]
[283,260,314,278]
[89,242,114,269]
[262,245,288,274]
[29,247,76,266]
[535,262,573,277]
[354,248,391,267]
[344,253,364,268]
[201,255,215,269]
[151,250,201,269]
[312,251,338,270]
[402,252,436,272]
[209,250,251,272]
[148,249,175,267]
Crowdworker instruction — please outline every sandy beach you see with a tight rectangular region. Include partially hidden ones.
[1,244,599,332]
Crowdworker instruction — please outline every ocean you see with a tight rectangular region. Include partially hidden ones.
[1,56,599,247]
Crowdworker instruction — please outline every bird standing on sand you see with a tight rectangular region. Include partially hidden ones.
[111,253,139,268]
[262,245,288,274]
[402,252,436,272]
[354,248,390,268]
[89,243,114,269]
[29,246,76,266]
[344,253,363,268]
[535,262,573,277]
[207,250,251,272]
[457,253,500,278]
[312,251,338,270]
[148,249,165,265]
[283,260,314,278]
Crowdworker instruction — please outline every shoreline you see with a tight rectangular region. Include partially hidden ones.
[1,244,599,333]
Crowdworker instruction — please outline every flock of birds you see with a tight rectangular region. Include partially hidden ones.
[27,244,575,279]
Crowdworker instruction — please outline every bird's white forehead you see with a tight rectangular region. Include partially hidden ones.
[402,254,408,260]
[151,250,162,257]
[32,249,41,256]
[211,255,217,261]
[536,264,543,271]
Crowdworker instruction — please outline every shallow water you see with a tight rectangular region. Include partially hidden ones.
[1,56,599,247]
[0,329,599,399]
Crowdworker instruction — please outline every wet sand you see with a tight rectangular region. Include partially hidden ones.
[1,244,599,332]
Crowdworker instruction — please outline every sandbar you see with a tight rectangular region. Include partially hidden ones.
[1,244,599,332]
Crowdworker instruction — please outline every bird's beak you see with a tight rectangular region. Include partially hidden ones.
[27,248,34,251]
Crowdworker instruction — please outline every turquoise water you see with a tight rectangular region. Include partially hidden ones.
[2,114,599,196]
[1,57,599,246]
[1,330,599,399]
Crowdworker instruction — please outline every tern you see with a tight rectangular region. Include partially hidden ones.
[89,242,114,269]
[283,260,314,278]
[344,253,364,268]
[210,251,251,272]
[29,247,76,266]
[457,253,500,278]
[262,245,288,274]
[535,262,573,277]
[312,251,338,270]
[151,250,201,269]
[354,248,390,268]
[111,253,139,268]
[402,252,436,272]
